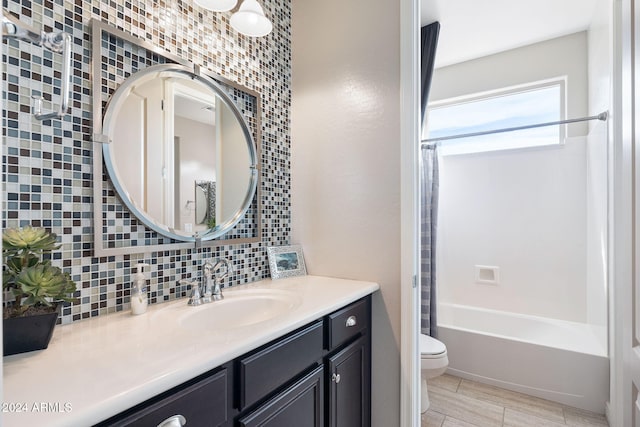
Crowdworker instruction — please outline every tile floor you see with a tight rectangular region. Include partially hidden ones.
[422,374,609,427]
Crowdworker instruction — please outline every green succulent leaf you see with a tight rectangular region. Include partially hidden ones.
[2,227,77,317]
[3,227,60,255]
[16,265,77,306]
[5,253,38,273]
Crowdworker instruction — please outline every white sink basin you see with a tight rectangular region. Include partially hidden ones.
[176,289,301,331]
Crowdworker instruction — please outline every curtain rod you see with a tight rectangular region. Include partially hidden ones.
[421,111,608,145]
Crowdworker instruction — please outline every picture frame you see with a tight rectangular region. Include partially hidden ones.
[267,245,307,279]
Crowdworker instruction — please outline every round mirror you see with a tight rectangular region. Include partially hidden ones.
[102,64,258,242]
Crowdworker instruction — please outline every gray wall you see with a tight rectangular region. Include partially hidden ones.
[291,0,402,425]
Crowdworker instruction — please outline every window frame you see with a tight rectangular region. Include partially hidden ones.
[424,77,568,155]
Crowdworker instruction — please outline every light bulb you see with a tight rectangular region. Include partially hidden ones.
[230,0,273,37]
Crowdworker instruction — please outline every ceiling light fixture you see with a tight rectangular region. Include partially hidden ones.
[230,0,273,37]
[194,0,237,13]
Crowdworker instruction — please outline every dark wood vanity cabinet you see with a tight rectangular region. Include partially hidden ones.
[237,296,371,427]
[97,296,371,427]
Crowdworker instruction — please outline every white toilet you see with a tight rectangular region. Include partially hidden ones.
[420,334,449,413]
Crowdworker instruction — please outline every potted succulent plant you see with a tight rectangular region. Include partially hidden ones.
[3,227,77,356]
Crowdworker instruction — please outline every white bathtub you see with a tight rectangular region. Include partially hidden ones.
[437,303,609,413]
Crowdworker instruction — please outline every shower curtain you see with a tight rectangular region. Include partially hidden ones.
[420,146,439,337]
[420,21,440,337]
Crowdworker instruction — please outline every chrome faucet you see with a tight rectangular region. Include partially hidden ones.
[211,258,232,301]
[183,259,232,305]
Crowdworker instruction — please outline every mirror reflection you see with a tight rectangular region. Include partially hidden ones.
[102,65,257,241]
[195,181,215,227]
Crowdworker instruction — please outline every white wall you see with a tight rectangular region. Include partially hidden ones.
[112,79,165,222]
[588,2,613,120]
[113,91,145,206]
[586,121,608,331]
[438,141,588,321]
[174,116,216,231]
[433,32,593,322]
[586,0,612,333]
[291,0,402,425]
[218,101,251,222]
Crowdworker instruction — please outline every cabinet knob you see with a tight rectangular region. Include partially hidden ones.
[345,315,357,327]
[157,414,186,427]
[332,373,341,384]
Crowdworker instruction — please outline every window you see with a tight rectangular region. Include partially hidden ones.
[424,79,566,155]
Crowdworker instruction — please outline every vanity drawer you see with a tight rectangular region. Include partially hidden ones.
[98,367,228,427]
[238,320,324,409]
[326,298,368,351]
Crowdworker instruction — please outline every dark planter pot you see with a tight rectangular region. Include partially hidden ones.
[3,308,59,356]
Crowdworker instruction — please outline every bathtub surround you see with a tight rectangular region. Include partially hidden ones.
[2,0,291,324]
[586,121,609,333]
[431,30,608,330]
[437,137,590,321]
[586,0,611,335]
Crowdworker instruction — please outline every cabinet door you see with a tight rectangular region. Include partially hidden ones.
[327,336,370,427]
[238,365,324,427]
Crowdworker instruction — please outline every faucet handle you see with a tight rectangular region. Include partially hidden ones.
[180,279,202,306]
[213,258,232,280]
[209,258,232,301]
[203,262,213,279]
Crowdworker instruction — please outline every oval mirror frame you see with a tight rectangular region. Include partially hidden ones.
[101,63,259,244]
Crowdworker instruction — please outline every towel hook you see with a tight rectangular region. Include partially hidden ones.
[2,11,72,120]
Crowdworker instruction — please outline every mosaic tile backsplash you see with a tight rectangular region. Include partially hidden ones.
[2,0,292,324]
[95,25,261,249]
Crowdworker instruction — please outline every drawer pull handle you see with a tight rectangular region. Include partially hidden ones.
[346,315,357,327]
[332,373,341,383]
[158,414,186,427]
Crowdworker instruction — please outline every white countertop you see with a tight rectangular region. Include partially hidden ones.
[2,275,379,426]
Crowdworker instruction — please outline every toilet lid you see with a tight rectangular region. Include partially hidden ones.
[420,334,446,356]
